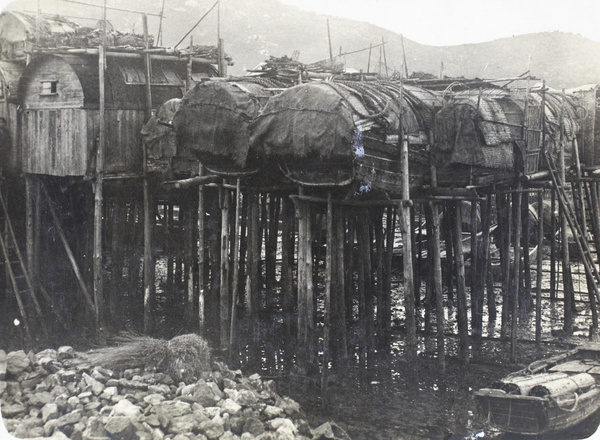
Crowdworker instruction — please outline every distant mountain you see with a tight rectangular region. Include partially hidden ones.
[4,0,600,89]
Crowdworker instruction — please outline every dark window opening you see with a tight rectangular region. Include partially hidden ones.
[41,80,58,95]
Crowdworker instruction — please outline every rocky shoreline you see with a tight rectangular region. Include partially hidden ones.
[0,346,347,440]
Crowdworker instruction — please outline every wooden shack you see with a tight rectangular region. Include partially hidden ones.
[0,11,79,61]
[18,52,217,177]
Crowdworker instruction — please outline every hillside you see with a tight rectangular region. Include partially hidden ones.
[3,0,600,88]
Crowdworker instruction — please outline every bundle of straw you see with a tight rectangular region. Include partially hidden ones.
[86,333,211,383]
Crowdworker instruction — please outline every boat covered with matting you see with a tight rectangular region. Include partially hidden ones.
[474,344,600,435]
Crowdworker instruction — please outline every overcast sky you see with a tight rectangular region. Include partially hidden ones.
[0,0,598,46]
[279,0,600,45]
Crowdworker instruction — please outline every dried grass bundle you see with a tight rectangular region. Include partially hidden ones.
[86,333,211,382]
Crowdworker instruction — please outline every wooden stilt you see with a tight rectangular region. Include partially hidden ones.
[185,191,197,326]
[375,209,385,342]
[560,196,574,335]
[357,211,368,360]
[500,193,512,339]
[229,178,242,353]
[453,201,469,364]
[297,197,314,370]
[41,183,96,315]
[345,215,355,326]
[336,205,348,362]
[470,199,480,337]
[207,192,222,341]
[486,194,497,325]
[219,184,231,349]
[587,183,600,335]
[247,192,260,317]
[550,188,557,301]
[197,176,206,331]
[322,191,333,392]
[265,194,279,303]
[536,191,544,346]
[521,190,531,312]
[442,204,455,306]
[94,44,106,343]
[143,174,155,335]
[424,206,434,336]
[400,135,416,359]
[281,195,294,334]
[25,175,39,293]
[430,200,445,373]
[510,188,523,363]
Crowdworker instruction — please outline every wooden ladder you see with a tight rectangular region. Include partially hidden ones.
[0,187,46,340]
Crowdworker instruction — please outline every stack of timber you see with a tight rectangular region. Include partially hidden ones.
[248,80,442,193]
[246,55,347,84]
[173,78,288,178]
[475,345,600,435]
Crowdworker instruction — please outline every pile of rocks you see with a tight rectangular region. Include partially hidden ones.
[0,348,346,440]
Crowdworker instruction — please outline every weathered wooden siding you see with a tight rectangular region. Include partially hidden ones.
[0,103,19,172]
[20,56,85,109]
[20,108,146,176]
[104,109,144,174]
[21,108,90,176]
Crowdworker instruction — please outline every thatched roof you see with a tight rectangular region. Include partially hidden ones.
[249,80,440,161]
[173,79,281,173]
[434,93,524,170]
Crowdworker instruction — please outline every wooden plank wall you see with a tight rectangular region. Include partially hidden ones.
[20,108,146,176]
[21,108,89,176]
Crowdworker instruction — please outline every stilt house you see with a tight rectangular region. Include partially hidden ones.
[18,53,217,177]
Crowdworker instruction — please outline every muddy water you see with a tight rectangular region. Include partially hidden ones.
[2,249,600,440]
[226,252,600,440]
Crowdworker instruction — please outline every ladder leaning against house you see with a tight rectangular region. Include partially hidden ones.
[0,185,46,340]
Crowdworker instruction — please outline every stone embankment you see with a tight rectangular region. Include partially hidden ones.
[0,347,346,440]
